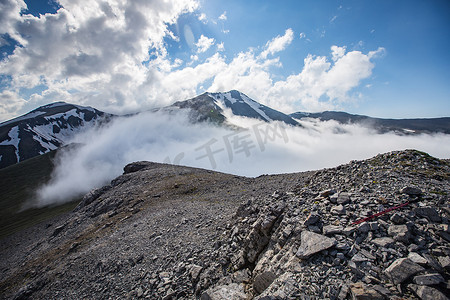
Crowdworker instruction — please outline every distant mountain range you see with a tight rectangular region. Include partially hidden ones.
[1,90,448,169]
[290,111,450,135]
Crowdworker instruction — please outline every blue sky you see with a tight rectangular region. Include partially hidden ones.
[0,0,449,120]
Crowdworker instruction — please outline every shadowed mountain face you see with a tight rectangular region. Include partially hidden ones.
[0,103,113,169]
[290,111,450,134]
[0,150,449,299]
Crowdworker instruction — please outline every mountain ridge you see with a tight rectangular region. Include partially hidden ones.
[1,91,449,169]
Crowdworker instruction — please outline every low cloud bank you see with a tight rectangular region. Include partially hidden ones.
[34,111,450,207]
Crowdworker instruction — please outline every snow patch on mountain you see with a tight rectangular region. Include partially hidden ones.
[0,126,20,161]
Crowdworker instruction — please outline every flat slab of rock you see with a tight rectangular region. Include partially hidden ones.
[413,273,445,285]
[413,207,441,223]
[296,231,337,259]
[253,271,277,294]
[350,282,383,300]
[400,186,422,196]
[408,284,449,300]
[385,258,425,284]
[371,237,395,248]
[201,283,246,300]
[323,225,344,235]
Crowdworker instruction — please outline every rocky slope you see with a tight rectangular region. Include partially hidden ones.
[0,151,449,299]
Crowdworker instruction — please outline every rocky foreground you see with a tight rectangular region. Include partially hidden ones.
[0,149,449,299]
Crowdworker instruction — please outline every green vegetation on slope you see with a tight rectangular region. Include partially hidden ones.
[0,150,79,239]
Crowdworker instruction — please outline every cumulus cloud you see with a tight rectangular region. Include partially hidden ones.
[0,0,199,117]
[33,111,450,206]
[260,28,295,58]
[0,0,383,121]
[195,35,215,53]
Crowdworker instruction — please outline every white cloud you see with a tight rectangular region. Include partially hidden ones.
[0,0,199,119]
[217,42,225,51]
[331,45,346,61]
[195,35,215,53]
[219,11,227,20]
[33,112,450,206]
[198,13,207,23]
[299,32,306,39]
[260,28,295,58]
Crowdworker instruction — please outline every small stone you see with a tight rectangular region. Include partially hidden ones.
[388,224,411,243]
[337,284,349,300]
[202,283,246,300]
[438,256,450,269]
[413,273,445,285]
[358,223,370,233]
[189,264,203,281]
[368,222,379,231]
[371,237,395,248]
[390,213,406,224]
[400,186,423,196]
[304,213,320,226]
[331,204,346,215]
[413,207,441,223]
[337,192,351,204]
[136,287,144,297]
[408,252,428,265]
[320,189,336,198]
[296,231,337,259]
[408,284,449,300]
[349,282,383,300]
[323,225,344,235]
[253,271,277,294]
[385,258,425,284]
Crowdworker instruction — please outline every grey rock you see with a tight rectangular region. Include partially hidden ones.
[413,207,441,223]
[388,224,411,242]
[253,271,277,294]
[358,223,371,233]
[320,189,336,198]
[189,264,203,281]
[331,204,346,215]
[296,231,337,259]
[323,225,344,235]
[371,237,395,248]
[304,213,320,226]
[400,186,423,196]
[349,282,383,300]
[408,252,428,265]
[384,258,425,284]
[202,283,246,300]
[438,256,450,269]
[390,213,406,224]
[337,192,351,204]
[413,273,445,285]
[408,284,449,300]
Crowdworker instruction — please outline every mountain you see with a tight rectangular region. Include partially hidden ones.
[1,150,449,299]
[170,90,299,126]
[0,102,113,169]
[290,111,450,134]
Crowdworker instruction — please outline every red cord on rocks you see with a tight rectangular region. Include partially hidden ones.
[352,201,410,225]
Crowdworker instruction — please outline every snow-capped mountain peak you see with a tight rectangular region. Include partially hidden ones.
[206,90,298,125]
[0,102,112,169]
